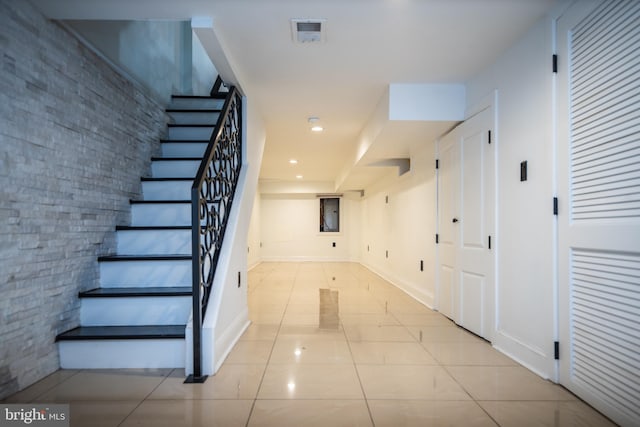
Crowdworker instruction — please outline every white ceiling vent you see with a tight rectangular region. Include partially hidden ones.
[291,19,326,44]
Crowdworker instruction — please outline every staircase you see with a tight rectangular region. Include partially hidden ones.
[56,94,225,369]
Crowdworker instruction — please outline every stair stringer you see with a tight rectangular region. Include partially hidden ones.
[184,166,251,376]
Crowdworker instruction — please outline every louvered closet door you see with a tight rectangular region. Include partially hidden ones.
[557,1,640,426]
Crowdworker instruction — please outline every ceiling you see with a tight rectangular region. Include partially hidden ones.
[31,0,557,192]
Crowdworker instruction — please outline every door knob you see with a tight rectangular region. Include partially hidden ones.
[452,218,459,223]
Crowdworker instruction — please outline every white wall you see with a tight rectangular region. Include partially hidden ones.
[360,141,437,307]
[389,83,465,121]
[466,16,556,379]
[65,20,216,101]
[247,191,261,269]
[260,195,361,262]
[191,30,217,95]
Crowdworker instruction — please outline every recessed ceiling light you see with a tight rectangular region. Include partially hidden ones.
[296,175,303,179]
[289,159,298,164]
[308,116,323,132]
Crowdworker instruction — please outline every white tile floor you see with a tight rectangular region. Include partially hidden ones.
[4,262,616,426]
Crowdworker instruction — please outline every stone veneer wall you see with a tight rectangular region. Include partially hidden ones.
[0,0,169,398]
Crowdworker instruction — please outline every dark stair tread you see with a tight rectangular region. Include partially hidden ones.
[171,94,226,100]
[130,199,191,204]
[129,199,220,204]
[80,287,192,298]
[167,124,215,128]
[98,254,191,262]
[116,225,191,231]
[151,157,203,161]
[160,139,210,143]
[141,177,193,182]
[166,109,222,113]
[56,325,185,341]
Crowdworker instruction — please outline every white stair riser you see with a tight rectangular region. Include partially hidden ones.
[161,142,208,158]
[169,98,224,109]
[81,296,191,326]
[59,340,185,369]
[151,160,200,178]
[100,260,191,287]
[169,111,220,125]
[116,229,191,255]
[167,126,213,140]
[142,180,192,201]
[131,203,191,227]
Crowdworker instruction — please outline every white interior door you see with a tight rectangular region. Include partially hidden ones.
[557,1,640,426]
[436,128,459,321]
[437,108,495,339]
[458,109,494,339]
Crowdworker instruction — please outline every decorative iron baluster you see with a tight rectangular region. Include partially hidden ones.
[186,86,242,383]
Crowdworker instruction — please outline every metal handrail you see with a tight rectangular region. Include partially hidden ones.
[186,83,242,383]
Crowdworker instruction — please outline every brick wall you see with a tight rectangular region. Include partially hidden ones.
[0,0,169,398]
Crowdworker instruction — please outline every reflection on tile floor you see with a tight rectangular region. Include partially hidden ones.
[3,262,616,427]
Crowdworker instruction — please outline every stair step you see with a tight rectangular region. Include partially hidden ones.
[116,225,191,230]
[151,157,203,161]
[130,200,191,227]
[58,338,185,369]
[171,94,226,100]
[56,325,185,341]
[167,125,214,140]
[161,141,209,158]
[80,293,191,326]
[129,199,218,207]
[98,254,191,262]
[166,124,214,129]
[166,109,221,113]
[116,227,191,255]
[151,158,201,178]
[169,96,225,110]
[80,287,192,298]
[167,124,215,128]
[116,224,202,231]
[57,326,186,368]
[130,200,191,203]
[141,178,192,201]
[160,139,210,143]
[141,177,193,182]
[167,110,220,125]
[99,255,192,287]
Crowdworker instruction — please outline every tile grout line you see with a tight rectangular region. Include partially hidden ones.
[0,369,82,404]
[117,368,176,427]
[244,262,300,427]
[334,264,377,427]
[355,266,488,426]
[25,369,84,404]
[439,361,503,426]
[412,297,499,425]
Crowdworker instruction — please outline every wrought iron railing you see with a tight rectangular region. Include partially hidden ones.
[186,83,242,383]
